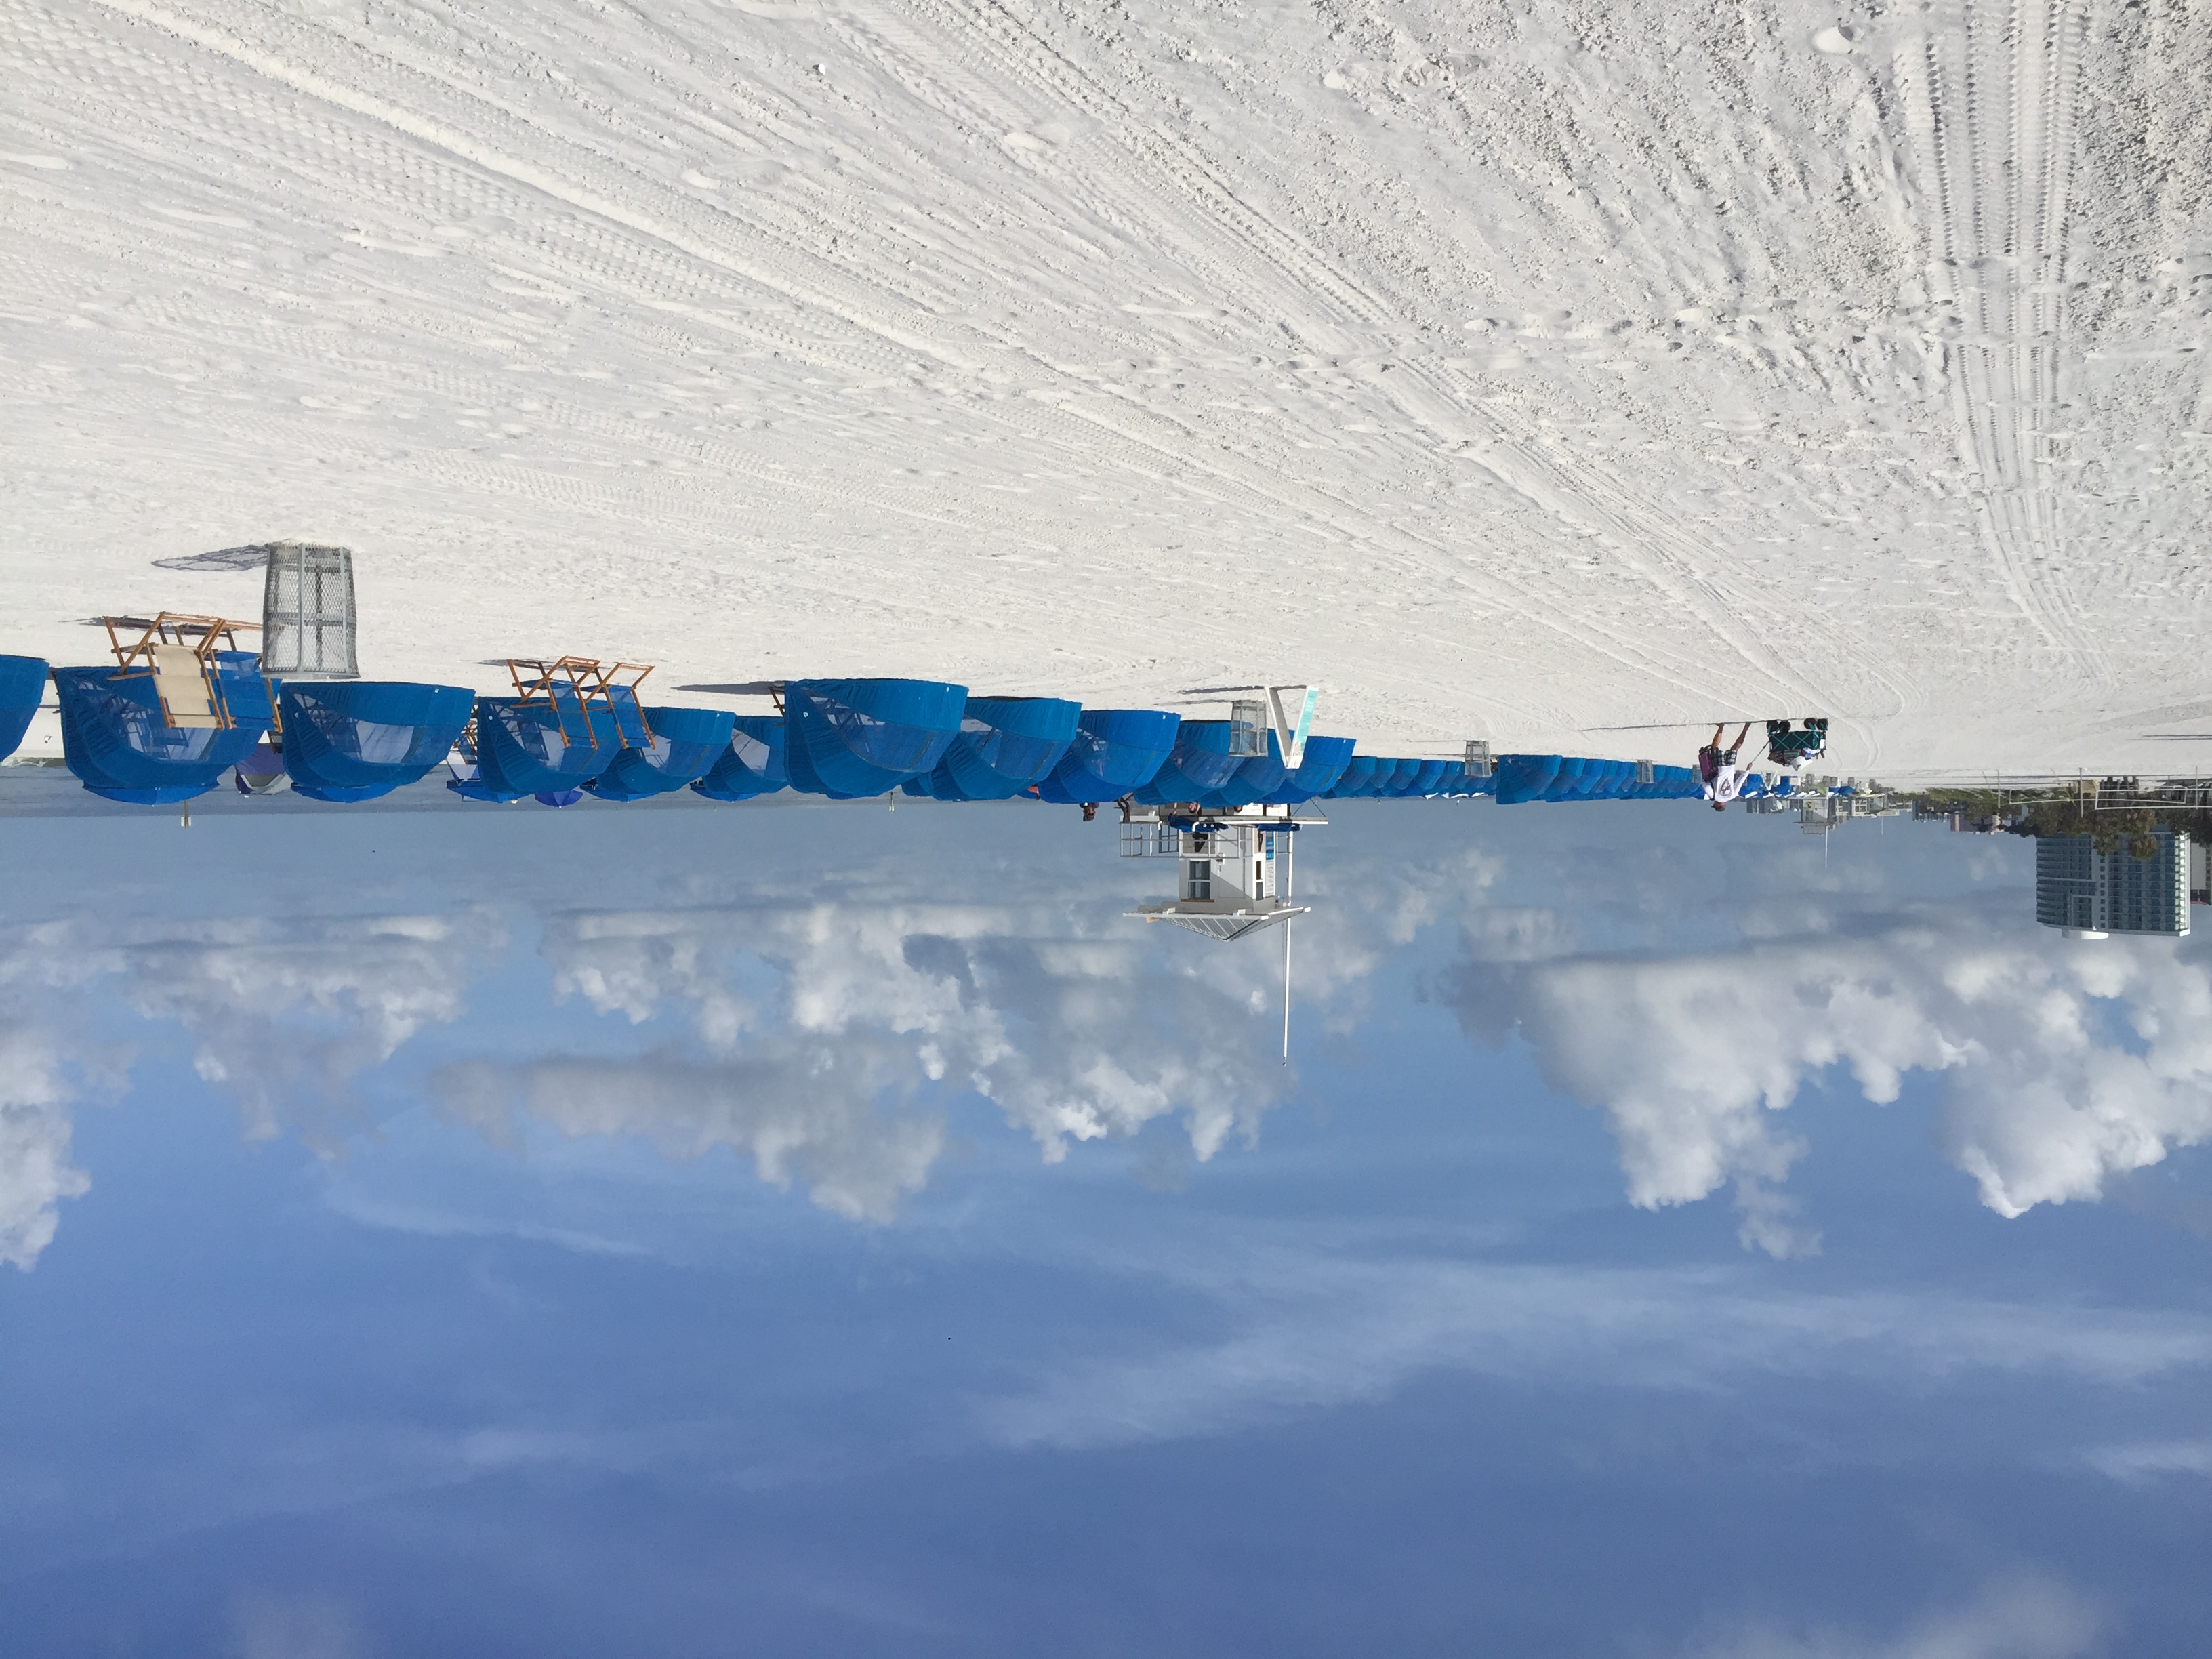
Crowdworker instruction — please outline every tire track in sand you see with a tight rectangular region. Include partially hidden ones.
[1885,0,2109,680]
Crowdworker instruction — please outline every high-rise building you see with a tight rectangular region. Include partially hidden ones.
[2035,832,2190,938]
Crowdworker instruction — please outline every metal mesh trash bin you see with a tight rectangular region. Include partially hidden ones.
[260,541,359,678]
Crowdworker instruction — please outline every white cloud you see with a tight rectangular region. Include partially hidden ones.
[1689,1577,2102,1659]
[117,913,500,1147]
[0,1024,91,1270]
[418,837,1509,1221]
[0,912,501,1266]
[1442,907,2212,1252]
[0,836,1504,1258]
[227,1593,369,1659]
[977,1236,2212,1451]
[2084,1439,2212,1483]
[432,1050,947,1224]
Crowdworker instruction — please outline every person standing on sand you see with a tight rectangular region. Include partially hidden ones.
[1698,723,1758,811]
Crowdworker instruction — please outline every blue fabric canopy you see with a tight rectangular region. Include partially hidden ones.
[279,680,475,803]
[1494,754,1562,804]
[1131,720,1246,805]
[53,662,274,804]
[1198,731,1293,810]
[782,679,966,799]
[1407,759,1449,796]
[1542,757,1589,801]
[0,654,45,762]
[1498,754,1707,804]
[693,714,788,802]
[1034,708,1181,804]
[1349,758,1395,798]
[919,696,1080,802]
[1263,735,1357,804]
[588,705,737,801]
[1372,759,1420,798]
[1345,758,1387,798]
[473,695,620,796]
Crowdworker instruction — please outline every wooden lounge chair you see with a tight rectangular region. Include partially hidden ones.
[104,613,263,730]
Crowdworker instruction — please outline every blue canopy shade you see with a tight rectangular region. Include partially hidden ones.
[0,654,46,762]
[280,680,475,803]
[920,696,1080,802]
[1322,754,1377,798]
[53,663,273,804]
[1539,757,1586,802]
[1406,759,1449,797]
[782,679,966,800]
[474,695,621,796]
[1494,754,1562,805]
[1132,721,1246,805]
[1035,708,1181,805]
[1197,730,1292,810]
[1497,754,1708,804]
[1264,735,1357,804]
[1367,758,1416,798]
[693,714,788,802]
[588,705,737,802]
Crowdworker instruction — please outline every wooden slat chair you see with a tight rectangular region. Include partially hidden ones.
[148,641,221,728]
[505,656,655,752]
[104,613,263,731]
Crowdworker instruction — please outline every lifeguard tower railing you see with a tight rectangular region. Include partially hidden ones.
[1118,799,1326,857]
[103,613,270,731]
[505,657,655,750]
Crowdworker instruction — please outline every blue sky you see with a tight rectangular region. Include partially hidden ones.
[1,790,2208,1656]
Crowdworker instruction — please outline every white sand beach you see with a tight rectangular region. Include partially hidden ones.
[3,0,2209,773]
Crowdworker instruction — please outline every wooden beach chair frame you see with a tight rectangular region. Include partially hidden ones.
[504,656,655,749]
[104,612,267,731]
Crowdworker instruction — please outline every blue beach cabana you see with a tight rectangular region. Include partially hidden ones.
[1322,754,1382,798]
[693,714,789,802]
[1035,708,1181,804]
[279,680,475,803]
[1370,759,1420,798]
[471,695,622,796]
[915,695,1080,802]
[783,679,967,799]
[1131,720,1246,806]
[1494,754,1561,805]
[1406,759,1450,797]
[1265,735,1357,804]
[588,705,737,801]
[1197,731,1292,811]
[52,659,273,804]
[0,654,47,762]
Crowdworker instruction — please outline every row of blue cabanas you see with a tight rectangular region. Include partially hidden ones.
[0,654,1711,808]
[1492,754,1706,804]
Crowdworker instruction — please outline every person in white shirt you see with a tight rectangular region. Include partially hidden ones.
[1698,723,1757,811]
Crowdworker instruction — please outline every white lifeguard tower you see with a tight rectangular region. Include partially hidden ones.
[1121,802,1317,941]
[1120,799,1324,1061]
